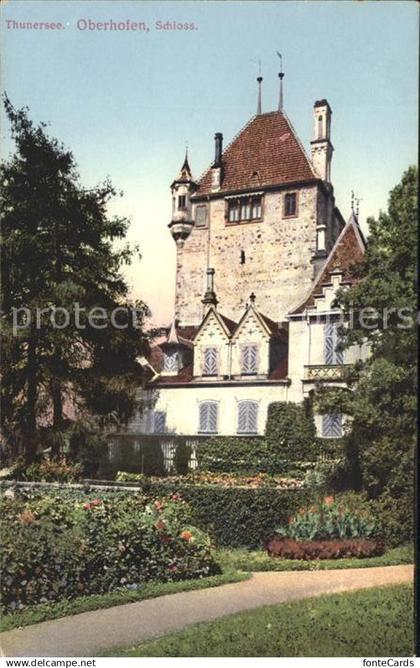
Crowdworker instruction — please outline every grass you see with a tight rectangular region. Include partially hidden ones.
[0,570,249,633]
[214,543,413,572]
[108,583,414,657]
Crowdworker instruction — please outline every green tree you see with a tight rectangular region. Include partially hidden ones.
[1,97,149,462]
[315,167,417,540]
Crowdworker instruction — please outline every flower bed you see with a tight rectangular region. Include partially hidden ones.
[115,470,302,489]
[0,491,219,612]
[266,494,384,560]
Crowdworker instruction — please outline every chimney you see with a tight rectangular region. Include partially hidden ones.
[311,99,334,183]
[211,132,223,191]
[213,132,223,167]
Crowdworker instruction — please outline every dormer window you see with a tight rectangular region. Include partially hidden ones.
[284,192,297,218]
[163,349,180,374]
[178,195,186,210]
[202,347,218,376]
[227,195,263,223]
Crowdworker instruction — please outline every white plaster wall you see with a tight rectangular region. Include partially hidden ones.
[147,384,289,436]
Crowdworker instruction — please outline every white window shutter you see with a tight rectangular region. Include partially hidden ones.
[242,345,258,374]
[203,348,218,375]
[237,401,258,434]
[199,402,218,433]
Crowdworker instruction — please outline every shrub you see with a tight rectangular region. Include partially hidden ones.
[174,443,192,475]
[136,481,308,548]
[68,423,109,478]
[265,401,317,462]
[275,495,379,542]
[369,492,413,547]
[266,537,385,560]
[0,492,219,612]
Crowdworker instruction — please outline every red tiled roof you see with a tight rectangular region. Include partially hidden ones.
[152,365,194,385]
[258,312,282,337]
[219,314,238,335]
[194,111,316,197]
[268,356,289,380]
[290,217,366,314]
[176,325,199,342]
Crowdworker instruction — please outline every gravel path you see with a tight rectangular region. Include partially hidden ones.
[0,565,413,657]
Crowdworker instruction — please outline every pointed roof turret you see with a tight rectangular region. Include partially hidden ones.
[171,150,195,188]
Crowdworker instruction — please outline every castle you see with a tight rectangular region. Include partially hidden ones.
[120,77,368,468]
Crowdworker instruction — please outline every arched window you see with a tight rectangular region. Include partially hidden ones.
[199,402,218,434]
[237,401,259,434]
[318,115,323,139]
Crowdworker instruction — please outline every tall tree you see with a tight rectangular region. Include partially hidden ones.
[315,167,417,537]
[1,97,149,461]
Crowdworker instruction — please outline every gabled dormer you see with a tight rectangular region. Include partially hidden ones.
[158,320,194,377]
[230,294,286,378]
[192,306,237,379]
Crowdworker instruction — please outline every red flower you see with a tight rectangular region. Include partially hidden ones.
[154,519,166,530]
[180,530,192,541]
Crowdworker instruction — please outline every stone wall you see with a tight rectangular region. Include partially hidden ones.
[174,184,330,326]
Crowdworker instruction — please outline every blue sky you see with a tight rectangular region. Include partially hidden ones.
[1,0,418,324]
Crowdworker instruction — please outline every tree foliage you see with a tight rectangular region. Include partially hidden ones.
[315,167,417,513]
[1,97,149,461]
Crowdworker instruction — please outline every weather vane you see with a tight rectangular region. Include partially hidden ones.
[351,190,362,218]
[276,51,283,72]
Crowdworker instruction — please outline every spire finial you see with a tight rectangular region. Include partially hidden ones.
[351,190,362,221]
[249,292,256,305]
[276,51,284,112]
[202,268,218,310]
[256,60,263,115]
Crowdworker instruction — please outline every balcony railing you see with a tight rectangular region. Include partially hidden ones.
[304,364,349,381]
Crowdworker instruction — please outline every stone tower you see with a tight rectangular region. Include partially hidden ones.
[169,100,345,327]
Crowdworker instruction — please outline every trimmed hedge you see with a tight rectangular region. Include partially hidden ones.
[137,481,309,548]
[197,401,320,476]
[265,401,317,461]
[196,437,277,474]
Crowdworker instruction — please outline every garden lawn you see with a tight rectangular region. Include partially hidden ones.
[109,583,413,657]
[215,544,413,572]
[0,571,249,632]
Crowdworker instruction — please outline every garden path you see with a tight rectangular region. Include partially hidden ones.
[0,565,413,657]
